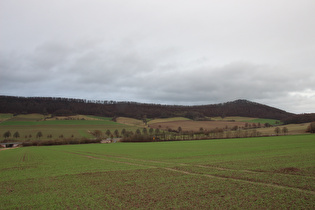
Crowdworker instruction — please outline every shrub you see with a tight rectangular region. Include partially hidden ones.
[22,138,101,147]
[121,134,155,142]
[306,122,315,133]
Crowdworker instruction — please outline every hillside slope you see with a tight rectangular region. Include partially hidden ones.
[0,96,294,120]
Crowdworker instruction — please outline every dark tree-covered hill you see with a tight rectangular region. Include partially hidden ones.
[0,96,295,120]
[282,113,315,124]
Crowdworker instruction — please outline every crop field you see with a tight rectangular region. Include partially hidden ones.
[0,114,309,141]
[0,134,314,209]
[256,123,309,135]
[0,114,138,141]
[212,116,280,125]
[0,114,13,122]
[5,114,46,122]
[148,117,191,124]
[149,120,247,132]
[116,117,145,127]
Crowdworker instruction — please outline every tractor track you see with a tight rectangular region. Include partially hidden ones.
[62,150,315,195]
[64,151,156,168]
[164,168,315,195]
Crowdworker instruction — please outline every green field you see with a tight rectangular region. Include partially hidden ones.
[0,135,314,209]
[212,116,280,125]
[148,117,191,125]
[0,113,310,142]
[0,114,139,140]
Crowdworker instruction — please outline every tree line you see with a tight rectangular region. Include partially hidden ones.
[282,113,315,124]
[91,125,291,142]
[0,96,294,120]
[5,123,312,146]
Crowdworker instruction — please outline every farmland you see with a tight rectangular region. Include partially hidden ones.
[0,114,139,141]
[149,120,247,132]
[0,114,310,143]
[0,134,314,209]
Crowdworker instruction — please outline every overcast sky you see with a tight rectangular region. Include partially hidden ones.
[1,0,315,113]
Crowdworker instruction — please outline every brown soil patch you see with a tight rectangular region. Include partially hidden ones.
[278,167,301,173]
[149,120,247,132]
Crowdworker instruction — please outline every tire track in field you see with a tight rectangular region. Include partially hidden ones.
[62,151,156,168]
[196,164,315,180]
[19,151,28,162]
[164,168,315,195]
[75,151,315,180]
[82,151,177,165]
[64,150,315,195]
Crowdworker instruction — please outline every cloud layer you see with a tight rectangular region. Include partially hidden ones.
[1,0,315,113]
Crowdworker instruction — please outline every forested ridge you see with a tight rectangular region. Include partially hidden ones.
[0,95,299,121]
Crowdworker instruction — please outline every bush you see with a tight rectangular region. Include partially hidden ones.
[121,134,156,142]
[306,122,315,133]
[22,138,101,147]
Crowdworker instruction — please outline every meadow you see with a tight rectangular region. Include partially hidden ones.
[0,134,314,209]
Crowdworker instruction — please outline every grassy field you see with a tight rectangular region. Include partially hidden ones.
[0,114,138,141]
[5,113,45,122]
[0,134,314,209]
[256,123,309,135]
[116,117,145,127]
[0,113,13,122]
[148,116,308,135]
[148,117,191,124]
[212,116,280,125]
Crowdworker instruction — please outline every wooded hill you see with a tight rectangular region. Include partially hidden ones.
[0,96,299,122]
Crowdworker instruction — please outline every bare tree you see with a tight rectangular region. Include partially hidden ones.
[36,131,43,139]
[282,127,288,135]
[3,131,11,139]
[136,129,141,135]
[121,128,127,137]
[274,127,280,136]
[94,130,103,138]
[142,128,147,135]
[114,129,119,138]
[306,122,315,133]
[13,131,20,139]
[105,130,111,137]
[149,128,154,135]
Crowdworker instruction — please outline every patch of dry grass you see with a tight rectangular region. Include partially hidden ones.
[149,120,246,132]
[256,123,309,135]
[211,116,256,121]
[8,114,46,122]
[116,117,145,127]
[148,117,191,125]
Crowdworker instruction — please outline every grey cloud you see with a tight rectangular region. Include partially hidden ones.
[1,41,314,111]
[1,0,315,113]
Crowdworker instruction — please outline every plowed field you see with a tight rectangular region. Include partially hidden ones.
[149,120,247,131]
